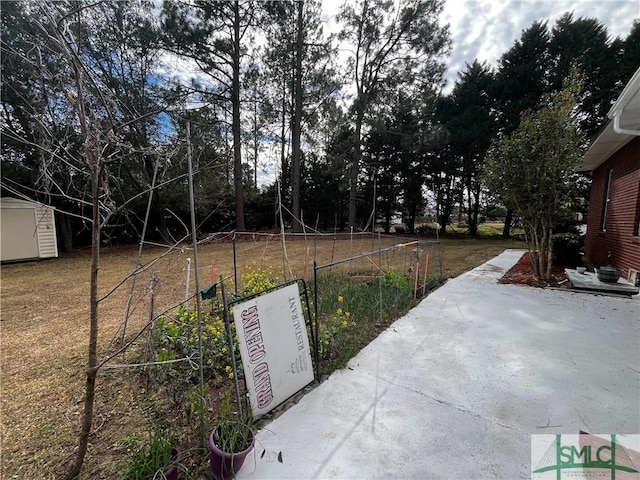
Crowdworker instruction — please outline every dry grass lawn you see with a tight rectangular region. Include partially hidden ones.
[0,233,522,478]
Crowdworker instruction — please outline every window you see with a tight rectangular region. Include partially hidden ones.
[601,168,613,232]
[636,179,640,236]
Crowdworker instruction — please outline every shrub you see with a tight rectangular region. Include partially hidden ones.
[240,263,277,296]
[383,269,411,289]
[152,264,278,384]
[552,232,584,267]
[154,304,238,382]
[319,295,356,360]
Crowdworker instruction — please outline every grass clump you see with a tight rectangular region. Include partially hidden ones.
[211,391,253,454]
[120,426,181,480]
[315,269,417,374]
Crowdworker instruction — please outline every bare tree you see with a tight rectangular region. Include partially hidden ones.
[1,2,173,476]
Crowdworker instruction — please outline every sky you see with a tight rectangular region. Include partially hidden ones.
[159,0,639,186]
[321,0,639,92]
[160,1,639,103]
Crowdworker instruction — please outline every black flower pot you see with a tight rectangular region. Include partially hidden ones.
[597,266,621,283]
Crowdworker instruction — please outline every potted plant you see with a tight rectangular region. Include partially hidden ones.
[208,392,255,480]
[597,252,622,283]
[122,427,183,480]
[597,265,621,283]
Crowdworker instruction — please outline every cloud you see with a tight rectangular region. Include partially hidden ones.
[441,0,639,92]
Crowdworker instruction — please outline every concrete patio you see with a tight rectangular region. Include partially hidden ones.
[565,267,640,296]
[238,249,640,480]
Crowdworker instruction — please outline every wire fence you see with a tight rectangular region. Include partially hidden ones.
[97,232,445,432]
[311,236,444,374]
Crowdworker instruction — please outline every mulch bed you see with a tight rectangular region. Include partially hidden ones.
[500,251,571,288]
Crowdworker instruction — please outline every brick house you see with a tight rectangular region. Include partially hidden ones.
[577,66,640,285]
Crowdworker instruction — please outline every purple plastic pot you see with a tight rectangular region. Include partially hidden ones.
[208,428,255,480]
[161,447,181,480]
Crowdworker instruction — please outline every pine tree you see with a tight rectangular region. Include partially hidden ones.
[337,0,450,229]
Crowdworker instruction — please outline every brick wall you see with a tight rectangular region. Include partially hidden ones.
[584,136,640,280]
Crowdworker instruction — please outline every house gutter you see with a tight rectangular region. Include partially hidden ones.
[607,66,640,137]
[612,111,640,137]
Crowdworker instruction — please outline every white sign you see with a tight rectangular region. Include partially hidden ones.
[234,283,314,418]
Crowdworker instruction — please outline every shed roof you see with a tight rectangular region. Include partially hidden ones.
[577,66,640,172]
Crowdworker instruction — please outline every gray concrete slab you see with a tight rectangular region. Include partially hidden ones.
[238,249,640,480]
[566,268,640,296]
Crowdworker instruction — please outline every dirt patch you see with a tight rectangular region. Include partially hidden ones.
[499,251,571,288]
[1,236,524,478]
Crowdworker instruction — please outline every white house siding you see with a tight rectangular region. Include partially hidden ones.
[34,203,58,258]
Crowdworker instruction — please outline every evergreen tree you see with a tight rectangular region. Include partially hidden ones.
[162,0,263,230]
[619,20,640,85]
[261,0,340,232]
[447,60,497,236]
[549,13,619,138]
[493,21,551,236]
[494,20,551,135]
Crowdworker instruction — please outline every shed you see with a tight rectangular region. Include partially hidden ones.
[1,197,58,262]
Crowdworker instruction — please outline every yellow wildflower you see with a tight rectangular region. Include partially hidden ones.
[337,295,343,302]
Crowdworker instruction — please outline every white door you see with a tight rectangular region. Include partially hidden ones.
[1,208,39,261]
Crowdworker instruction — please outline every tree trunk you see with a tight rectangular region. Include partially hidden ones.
[406,214,415,234]
[502,208,513,238]
[151,194,168,243]
[466,181,473,236]
[437,178,453,235]
[546,224,553,281]
[526,220,543,279]
[253,84,258,189]
[280,80,287,182]
[348,105,365,229]
[467,180,480,237]
[66,164,101,480]
[290,0,304,233]
[438,211,450,235]
[232,0,245,231]
[537,224,546,279]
